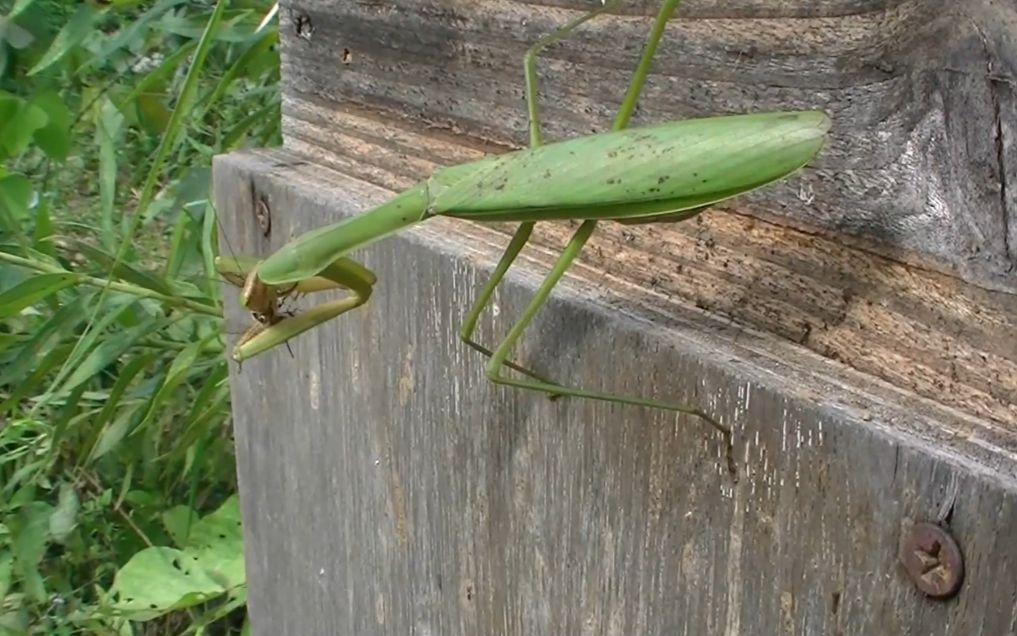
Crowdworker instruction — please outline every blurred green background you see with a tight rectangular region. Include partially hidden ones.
[0,1,281,632]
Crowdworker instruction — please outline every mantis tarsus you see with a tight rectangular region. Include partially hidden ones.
[216,0,831,442]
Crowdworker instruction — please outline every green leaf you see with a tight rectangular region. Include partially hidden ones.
[110,547,224,620]
[172,363,228,461]
[136,339,207,430]
[0,333,18,353]
[87,350,154,449]
[29,90,72,160]
[0,99,47,157]
[0,609,30,635]
[162,505,198,547]
[135,92,171,135]
[10,501,52,603]
[0,17,34,49]
[49,482,80,543]
[164,199,193,279]
[35,297,137,404]
[72,239,174,296]
[0,174,32,226]
[31,197,54,256]
[168,166,211,222]
[91,403,141,461]
[95,98,123,250]
[109,496,246,618]
[109,497,245,620]
[0,344,72,414]
[201,201,220,300]
[0,93,17,127]
[27,4,96,76]
[183,496,245,590]
[0,551,12,600]
[0,296,84,390]
[0,272,77,319]
[92,349,151,414]
[8,0,40,20]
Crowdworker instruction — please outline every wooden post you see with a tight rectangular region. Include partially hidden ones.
[215,1,1017,633]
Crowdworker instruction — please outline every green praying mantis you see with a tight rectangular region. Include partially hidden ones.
[215,0,831,437]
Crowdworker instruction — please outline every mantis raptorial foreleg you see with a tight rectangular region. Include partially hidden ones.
[216,254,377,361]
[458,0,727,435]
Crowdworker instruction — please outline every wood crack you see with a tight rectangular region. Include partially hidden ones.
[974,22,1014,267]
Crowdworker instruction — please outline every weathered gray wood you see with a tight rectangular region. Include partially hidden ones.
[215,151,1017,635]
[270,0,1017,427]
[218,2,1017,633]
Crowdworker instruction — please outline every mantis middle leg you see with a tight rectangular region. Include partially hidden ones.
[458,0,623,388]
[479,1,730,438]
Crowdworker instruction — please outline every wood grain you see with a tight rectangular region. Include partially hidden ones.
[278,0,1016,291]
[219,1,1017,632]
[267,0,1017,427]
[215,150,1017,635]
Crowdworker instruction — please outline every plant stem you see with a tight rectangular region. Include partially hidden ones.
[0,251,221,317]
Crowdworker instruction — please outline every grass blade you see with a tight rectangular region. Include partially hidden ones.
[71,239,175,297]
[196,26,277,121]
[0,296,84,388]
[44,0,228,404]
[56,316,176,395]
[0,273,76,318]
[95,98,123,251]
[27,4,97,76]
[83,352,157,464]
[93,4,224,277]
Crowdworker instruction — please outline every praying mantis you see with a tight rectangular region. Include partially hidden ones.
[215,0,831,437]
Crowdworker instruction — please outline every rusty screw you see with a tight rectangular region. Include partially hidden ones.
[899,522,963,598]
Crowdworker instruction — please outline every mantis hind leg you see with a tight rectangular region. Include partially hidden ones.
[463,0,722,437]
[483,1,726,437]
[458,221,562,389]
[483,221,730,444]
[459,2,620,386]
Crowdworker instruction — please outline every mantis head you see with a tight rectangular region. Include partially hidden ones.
[215,255,378,363]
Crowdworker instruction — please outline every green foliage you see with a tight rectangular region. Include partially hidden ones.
[0,0,281,632]
[109,497,246,625]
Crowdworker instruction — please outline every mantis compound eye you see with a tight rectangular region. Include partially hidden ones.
[251,311,267,324]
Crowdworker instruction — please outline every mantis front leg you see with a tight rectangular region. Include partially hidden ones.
[216,255,377,362]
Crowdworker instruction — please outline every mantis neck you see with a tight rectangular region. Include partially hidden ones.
[257,182,430,285]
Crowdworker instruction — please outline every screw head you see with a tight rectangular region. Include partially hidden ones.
[899,522,963,598]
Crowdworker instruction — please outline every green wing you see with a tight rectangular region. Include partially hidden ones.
[429,111,830,222]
